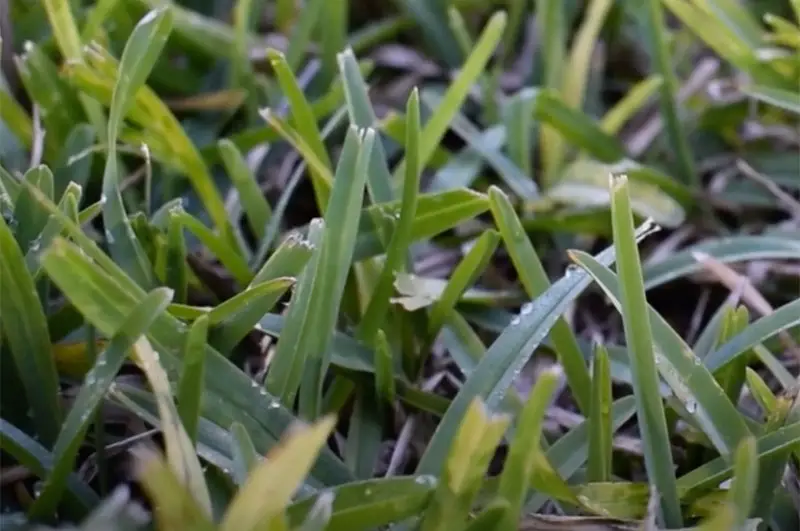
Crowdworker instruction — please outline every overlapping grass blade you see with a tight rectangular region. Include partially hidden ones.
[641,0,696,186]
[495,368,560,528]
[101,7,173,288]
[219,416,336,531]
[218,139,272,241]
[419,399,509,531]
[285,476,436,530]
[704,298,800,373]
[568,252,752,456]
[0,419,98,518]
[358,89,420,342]
[27,187,352,485]
[229,421,260,485]
[488,186,592,414]
[416,219,658,475]
[0,215,61,447]
[606,174,680,527]
[29,286,173,520]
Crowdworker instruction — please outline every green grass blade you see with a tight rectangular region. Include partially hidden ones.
[177,315,209,444]
[0,215,62,447]
[393,0,461,67]
[344,389,383,479]
[588,344,613,483]
[25,185,352,486]
[133,332,213,516]
[705,298,800,373]
[229,421,261,486]
[285,476,437,530]
[419,399,509,531]
[496,368,561,527]
[488,186,592,414]
[416,220,657,475]
[102,7,174,288]
[267,49,333,210]
[607,174,681,527]
[134,448,216,531]
[219,416,336,531]
[537,0,567,185]
[164,212,188,304]
[600,76,663,135]
[741,85,800,114]
[357,89,420,342]
[392,12,507,185]
[426,229,500,342]
[208,277,295,355]
[29,286,173,520]
[218,139,272,241]
[0,419,98,518]
[641,0,696,186]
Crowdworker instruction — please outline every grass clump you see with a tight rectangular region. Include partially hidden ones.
[1,1,799,530]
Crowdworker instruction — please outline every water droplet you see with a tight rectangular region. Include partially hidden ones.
[268,400,280,409]
[510,315,521,326]
[414,475,436,487]
[105,229,115,244]
[99,194,107,205]
[565,264,580,278]
[685,400,697,414]
[28,237,41,253]
[520,302,533,316]
[364,488,373,496]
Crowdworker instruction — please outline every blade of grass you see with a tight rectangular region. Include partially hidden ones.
[537,0,567,185]
[29,287,174,520]
[641,0,696,186]
[0,419,97,518]
[418,399,509,531]
[218,139,272,241]
[607,174,681,527]
[588,344,613,483]
[392,12,507,186]
[357,89,421,342]
[496,368,561,528]
[229,421,261,485]
[488,186,592,414]
[177,315,209,444]
[219,416,337,531]
[416,219,660,475]
[101,7,174,288]
[0,215,62,447]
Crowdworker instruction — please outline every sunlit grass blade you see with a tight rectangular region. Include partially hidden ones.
[496,368,560,528]
[29,286,173,520]
[134,447,216,531]
[177,315,209,444]
[392,12,507,185]
[357,89,420,342]
[218,139,272,241]
[219,416,337,531]
[488,186,592,414]
[600,76,663,135]
[607,174,681,527]
[741,84,800,114]
[133,334,213,516]
[0,419,98,518]
[416,220,658,475]
[419,399,509,531]
[0,215,62,447]
[588,344,613,483]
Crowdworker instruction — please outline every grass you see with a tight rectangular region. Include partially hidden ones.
[1,0,799,530]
